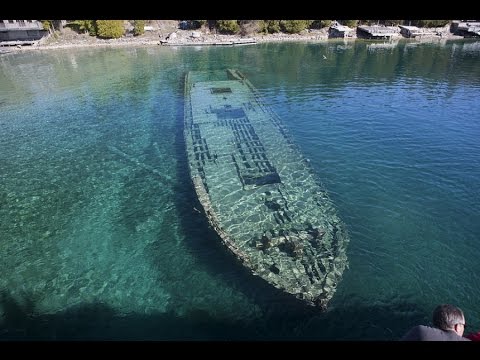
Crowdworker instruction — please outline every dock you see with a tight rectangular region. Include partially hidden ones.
[160,37,256,46]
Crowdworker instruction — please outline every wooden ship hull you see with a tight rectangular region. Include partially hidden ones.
[184,69,349,309]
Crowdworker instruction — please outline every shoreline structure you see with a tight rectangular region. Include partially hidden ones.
[1,23,468,52]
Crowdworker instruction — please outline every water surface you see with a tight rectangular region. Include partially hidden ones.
[1,39,479,340]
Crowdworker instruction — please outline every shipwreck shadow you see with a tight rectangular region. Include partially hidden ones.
[0,290,428,341]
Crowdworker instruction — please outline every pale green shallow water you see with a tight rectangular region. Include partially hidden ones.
[1,39,479,340]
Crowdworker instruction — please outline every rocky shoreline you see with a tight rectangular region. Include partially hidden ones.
[2,25,466,52]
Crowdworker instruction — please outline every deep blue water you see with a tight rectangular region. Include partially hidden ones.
[1,39,479,340]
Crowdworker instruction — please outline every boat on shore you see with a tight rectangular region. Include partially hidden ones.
[184,69,349,309]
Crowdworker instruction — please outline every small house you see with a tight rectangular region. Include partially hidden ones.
[0,20,46,44]
[328,23,354,38]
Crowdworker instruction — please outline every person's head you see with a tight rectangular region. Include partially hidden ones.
[432,304,466,336]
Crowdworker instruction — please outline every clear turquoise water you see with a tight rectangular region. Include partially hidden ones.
[1,39,479,340]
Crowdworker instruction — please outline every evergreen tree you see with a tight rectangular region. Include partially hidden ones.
[96,20,124,39]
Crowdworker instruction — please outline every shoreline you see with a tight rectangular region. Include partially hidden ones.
[2,27,468,52]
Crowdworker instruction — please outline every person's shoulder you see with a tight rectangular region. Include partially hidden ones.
[400,325,453,341]
[465,331,480,341]
[400,325,429,341]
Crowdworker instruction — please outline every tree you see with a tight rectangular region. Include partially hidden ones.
[413,20,450,28]
[340,20,359,28]
[70,20,97,36]
[382,20,402,26]
[281,20,312,34]
[40,20,65,34]
[191,20,207,29]
[52,20,64,32]
[310,20,333,29]
[259,20,281,34]
[96,20,124,39]
[239,20,261,36]
[41,20,53,33]
[133,20,145,36]
[216,20,240,34]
